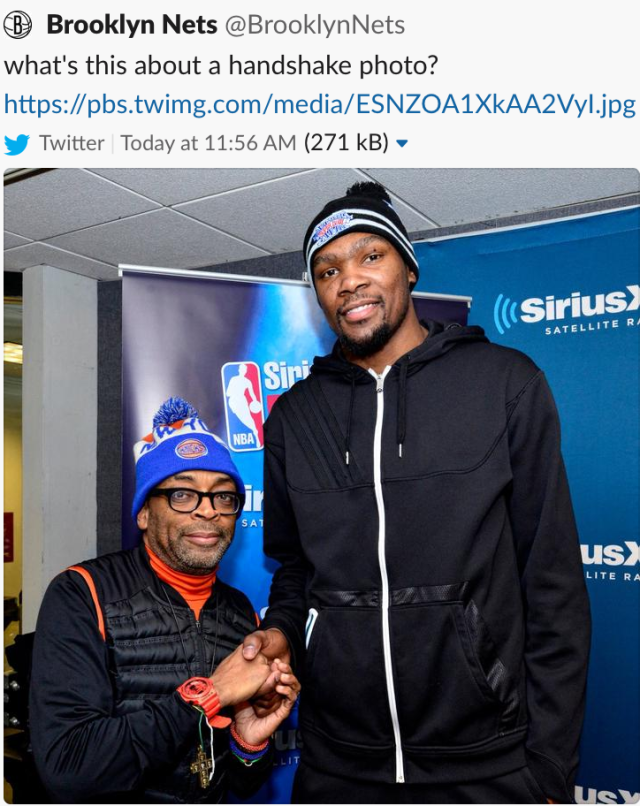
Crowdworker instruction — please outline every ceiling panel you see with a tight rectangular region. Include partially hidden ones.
[4,169,161,240]
[367,168,640,227]
[45,208,269,269]
[4,169,638,284]
[88,168,310,205]
[4,231,31,249]
[4,242,117,280]
[175,169,436,252]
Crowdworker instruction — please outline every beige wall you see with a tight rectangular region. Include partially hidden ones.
[4,418,22,600]
[4,414,22,695]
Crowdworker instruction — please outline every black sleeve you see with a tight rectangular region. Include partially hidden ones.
[29,571,200,802]
[226,740,275,798]
[506,371,591,803]
[258,421,310,673]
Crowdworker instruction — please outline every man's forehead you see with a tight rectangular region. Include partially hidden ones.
[161,471,235,487]
[312,233,391,267]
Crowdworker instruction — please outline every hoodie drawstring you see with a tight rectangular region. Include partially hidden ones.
[397,358,409,459]
[345,370,356,465]
[344,361,409,464]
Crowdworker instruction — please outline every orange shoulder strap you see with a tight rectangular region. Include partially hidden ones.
[67,565,106,641]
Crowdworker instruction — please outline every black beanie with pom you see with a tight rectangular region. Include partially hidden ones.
[303,181,419,287]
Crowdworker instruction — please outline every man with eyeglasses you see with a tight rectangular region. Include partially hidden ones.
[30,397,299,804]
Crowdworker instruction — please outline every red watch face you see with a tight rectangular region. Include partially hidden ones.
[180,677,212,700]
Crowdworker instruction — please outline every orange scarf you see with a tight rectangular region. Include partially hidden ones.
[145,545,216,621]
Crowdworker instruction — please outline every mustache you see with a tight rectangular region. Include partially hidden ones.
[337,294,384,318]
[179,527,228,538]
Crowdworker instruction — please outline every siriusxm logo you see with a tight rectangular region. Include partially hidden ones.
[575,786,639,804]
[263,360,311,391]
[493,284,639,334]
[273,728,303,752]
[242,485,264,513]
[581,542,639,566]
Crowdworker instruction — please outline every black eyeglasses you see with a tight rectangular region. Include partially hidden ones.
[148,488,242,515]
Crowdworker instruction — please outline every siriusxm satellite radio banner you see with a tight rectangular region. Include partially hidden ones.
[414,206,639,806]
[121,271,469,803]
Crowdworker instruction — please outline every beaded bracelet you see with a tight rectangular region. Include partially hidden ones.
[229,723,270,766]
[230,741,266,762]
[230,723,269,752]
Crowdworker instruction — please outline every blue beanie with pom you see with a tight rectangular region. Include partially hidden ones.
[132,397,245,519]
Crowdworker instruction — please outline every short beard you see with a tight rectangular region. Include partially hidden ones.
[336,288,411,359]
[145,515,234,575]
[337,320,397,358]
[171,530,233,574]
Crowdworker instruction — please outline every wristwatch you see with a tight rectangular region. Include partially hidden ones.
[176,677,231,728]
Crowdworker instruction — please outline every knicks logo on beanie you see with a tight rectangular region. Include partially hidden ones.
[131,397,245,519]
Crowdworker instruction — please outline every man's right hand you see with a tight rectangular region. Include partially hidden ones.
[210,645,271,708]
[242,629,291,716]
[242,628,290,664]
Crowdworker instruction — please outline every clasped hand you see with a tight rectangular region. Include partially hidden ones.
[210,644,300,746]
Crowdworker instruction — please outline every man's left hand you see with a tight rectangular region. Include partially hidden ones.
[233,660,300,747]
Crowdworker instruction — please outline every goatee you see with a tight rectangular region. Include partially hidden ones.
[337,290,411,359]
[338,320,397,358]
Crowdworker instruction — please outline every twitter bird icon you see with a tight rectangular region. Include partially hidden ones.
[5,134,30,156]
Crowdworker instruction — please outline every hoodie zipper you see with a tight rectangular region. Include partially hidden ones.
[369,366,405,784]
[194,618,209,677]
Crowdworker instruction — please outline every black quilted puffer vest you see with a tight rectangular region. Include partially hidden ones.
[75,545,256,803]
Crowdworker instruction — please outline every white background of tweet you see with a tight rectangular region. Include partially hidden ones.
[1,0,638,171]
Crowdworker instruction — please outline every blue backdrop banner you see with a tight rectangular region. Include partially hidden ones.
[121,272,469,803]
[414,207,639,806]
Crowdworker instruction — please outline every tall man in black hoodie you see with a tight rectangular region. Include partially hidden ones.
[242,183,591,803]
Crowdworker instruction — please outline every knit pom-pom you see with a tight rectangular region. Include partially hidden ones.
[153,397,199,427]
[345,181,391,203]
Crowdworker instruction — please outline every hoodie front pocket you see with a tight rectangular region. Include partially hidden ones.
[391,601,516,748]
[300,607,395,747]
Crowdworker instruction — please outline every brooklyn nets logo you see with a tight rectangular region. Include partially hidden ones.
[4,11,32,39]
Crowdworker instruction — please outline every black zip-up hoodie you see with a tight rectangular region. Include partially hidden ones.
[260,320,590,802]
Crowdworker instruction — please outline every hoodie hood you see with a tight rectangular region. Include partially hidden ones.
[310,319,489,463]
[311,319,488,379]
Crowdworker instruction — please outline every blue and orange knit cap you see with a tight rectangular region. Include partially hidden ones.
[132,397,245,519]
[303,181,419,288]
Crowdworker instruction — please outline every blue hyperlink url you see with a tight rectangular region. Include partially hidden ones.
[5,92,636,119]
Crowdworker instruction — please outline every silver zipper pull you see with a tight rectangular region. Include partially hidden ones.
[376,375,384,392]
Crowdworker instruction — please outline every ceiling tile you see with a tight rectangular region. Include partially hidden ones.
[4,231,31,249]
[175,169,435,252]
[366,169,640,227]
[4,243,117,280]
[5,169,637,283]
[46,208,269,270]
[4,169,161,240]
[88,168,309,205]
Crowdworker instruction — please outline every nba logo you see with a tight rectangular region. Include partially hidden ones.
[221,362,265,452]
